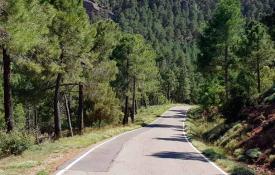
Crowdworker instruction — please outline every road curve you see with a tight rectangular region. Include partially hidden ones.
[55,105,227,175]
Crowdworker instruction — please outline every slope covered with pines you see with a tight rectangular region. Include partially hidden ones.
[92,0,275,103]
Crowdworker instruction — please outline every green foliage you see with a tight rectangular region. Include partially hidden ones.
[245,148,262,159]
[111,33,159,105]
[261,66,275,92]
[99,0,210,103]
[233,148,245,160]
[0,0,51,52]
[230,166,256,175]
[0,131,35,156]
[199,79,225,108]
[202,148,226,161]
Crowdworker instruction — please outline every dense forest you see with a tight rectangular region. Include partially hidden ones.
[0,0,161,144]
[0,0,275,173]
[98,0,275,103]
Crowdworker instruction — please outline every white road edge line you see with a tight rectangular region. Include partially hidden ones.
[55,113,166,175]
[183,122,228,175]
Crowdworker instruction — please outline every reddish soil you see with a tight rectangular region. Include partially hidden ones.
[240,103,275,173]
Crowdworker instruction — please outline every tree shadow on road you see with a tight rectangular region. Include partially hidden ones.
[145,124,183,129]
[149,151,208,162]
[169,109,187,114]
[162,114,185,118]
[154,135,189,142]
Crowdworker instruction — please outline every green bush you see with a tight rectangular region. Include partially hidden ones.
[0,131,35,156]
[202,148,225,161]
[233,148,246,160]
[245,148,262,159]
[202,123,230,142]
[230,166,256,175]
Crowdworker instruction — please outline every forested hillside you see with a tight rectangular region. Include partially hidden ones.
[96,0,275,103]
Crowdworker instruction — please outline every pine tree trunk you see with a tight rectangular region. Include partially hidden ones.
[34,108,39,143]
[78,83,84,134]
[224,45,229,101]
[167,84,170,100]
[256,56,261,93]
[64,94,73,137]
[98,115,102,128]
[3,47,14,133]
[135,99,138,114]
[130,77,136,123]
[123,96,129,125]
[54,73,62,139]
[123,57,129,125]
[142,94,147,108]
[26,106,31,133]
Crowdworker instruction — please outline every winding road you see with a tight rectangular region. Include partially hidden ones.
[55,106,227,175]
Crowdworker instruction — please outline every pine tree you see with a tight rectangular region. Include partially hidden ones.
[47,0,93,138]
[241,20,274,93]
[111,34,158,123]
[0,0,50,132]
[198,0,244,101]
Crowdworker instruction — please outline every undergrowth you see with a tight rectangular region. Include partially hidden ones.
[186,107,258,175]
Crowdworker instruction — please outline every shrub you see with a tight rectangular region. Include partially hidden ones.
[234,148,245,160]
[202,148,225,161]
[202,123,230,142]
[0,131,35,156]
[230,166,256,175]
[245,148,262,160]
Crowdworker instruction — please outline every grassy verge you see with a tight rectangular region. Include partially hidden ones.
[185,107,257,175]
[0,104,174,175]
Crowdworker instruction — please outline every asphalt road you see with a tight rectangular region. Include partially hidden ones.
[55,105,227,175]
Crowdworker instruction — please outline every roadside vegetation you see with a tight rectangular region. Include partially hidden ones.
[187,107,275,172]
[187,104,274,175]
[0,104,173,175]
[186,107,256,175]
[185,0,275,175]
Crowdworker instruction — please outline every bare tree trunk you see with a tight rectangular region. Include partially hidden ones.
[224,45,229,102]
[54,73,62,139]
[130,77,136,123]
[78,83,84,134]
[256,56,261,93]
[64,94,73,137]
[3,47,14,133]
